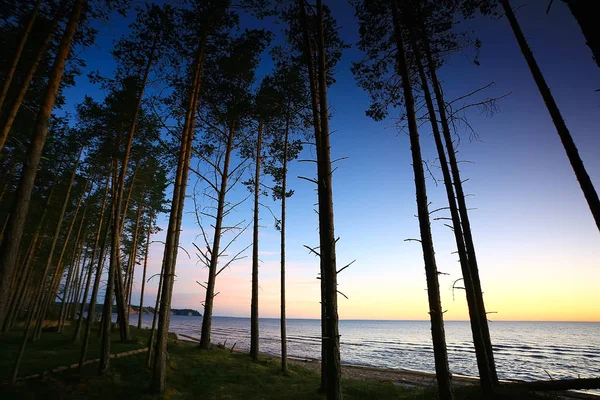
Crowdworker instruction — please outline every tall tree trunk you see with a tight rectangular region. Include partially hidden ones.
[0,0,88,325]
[501,0,600,232]
[78,213,111,368]
[125,204,143,326]
[250,120,263,361]
[54,180,89,331]
[99,163,120,372]
[298,1,327,391]
[390,2,453,399]
[0,0,42,112]
[33,150,84,341]
[2,180,57,332]
[74,178,110,342]
[315,2,342,399]
[0,0,66,153]
[280,114,290,374]
[109,33,159,345]
[199,123,234,350]
[146,253,165,368]
[58,207,88,332]
[11,157,83,382]
[152,32,206,393]
[417,10,498,386]
[138,215,153,329]
[119,169,137,237]
[410,29,495,395]
[99,231,115,374]
[71,246,89,320]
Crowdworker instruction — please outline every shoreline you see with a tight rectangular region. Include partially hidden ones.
[175,333,600,399]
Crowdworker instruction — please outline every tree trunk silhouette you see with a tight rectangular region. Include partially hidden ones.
[146,252,165,368]
[70,245,89,320]
[391,2,453,399]
[417,9,498,386]
[74,178,110,342]
[280,114,290,373]
[58,205,88,332]
[0,0,42,112]
[0,0,88,325]
[109,32,159,346]
[298,1,328,391]
[410,28,495,395]
[313,1,343,398]
[138,215,152,329]
[33,150,84,341]
[501,0,600,232]
[250,120,263,361]
[2,180,57,332]
[152,32,206,393]
[79,186,112,369]
[11,155,83,382]
[199,122,234,350]
[124,203,143,327]
[52,180,88,333]
[0,0,68,153]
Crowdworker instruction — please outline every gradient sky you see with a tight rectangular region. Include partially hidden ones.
[63,1,599,322]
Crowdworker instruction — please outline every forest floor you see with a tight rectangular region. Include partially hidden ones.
[0,324,568,399]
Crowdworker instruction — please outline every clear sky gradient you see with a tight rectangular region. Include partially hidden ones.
[63,1,599,322]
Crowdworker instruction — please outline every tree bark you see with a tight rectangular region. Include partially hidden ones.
[124,203,143,327]
[58,208,87,332]
[501,0,600,232]
[250,119,263,361]
[410,28,495,395]
[78,212,111,369]
[152,32,206,393]
[33,150,84,341]
[390,2,453,399]
[418,9,498,386]
[2,180,57,332]
[0,0,42,112]
[298,1,328,391]
[0,0,67,153]
[313,2,343,399]
[0,0,88,325]
[109,32,159,345]
[11,158,83,381]
[59,207,88,332]
[280,113,290,373]
[199,121,234,350]
[71,245,89,320]
[146,253,165,368]
[138,215,153,329]
[54,180,89,332]
[74,178,110,342]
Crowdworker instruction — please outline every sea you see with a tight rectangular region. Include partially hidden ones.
[136,315,599,384]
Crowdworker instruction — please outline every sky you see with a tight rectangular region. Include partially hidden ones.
[63,1,600,322]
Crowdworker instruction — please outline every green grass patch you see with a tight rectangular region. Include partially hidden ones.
[0,327,558,399]
[0,323,151,379]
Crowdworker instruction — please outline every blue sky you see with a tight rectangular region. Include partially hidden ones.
[63,1,599,321]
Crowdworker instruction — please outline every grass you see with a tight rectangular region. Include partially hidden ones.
[0,323,151,379]
[0,325,557,399]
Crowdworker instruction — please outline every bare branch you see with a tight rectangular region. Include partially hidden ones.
[298,176,318,185]
[337,260,356,274]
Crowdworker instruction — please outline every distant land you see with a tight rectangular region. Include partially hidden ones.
[68,303,202,317]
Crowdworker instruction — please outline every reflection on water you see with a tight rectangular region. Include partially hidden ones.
[137,315,600,383]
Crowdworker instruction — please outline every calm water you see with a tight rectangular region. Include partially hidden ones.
[137,315,599,382]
